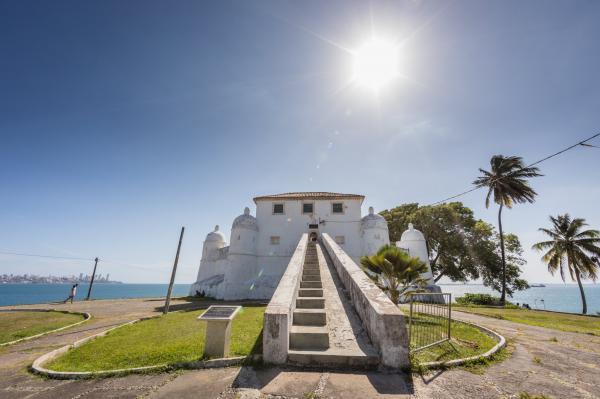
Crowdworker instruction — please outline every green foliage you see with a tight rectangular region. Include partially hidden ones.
[533,214,600,314]
[360,245,428,304]
[0,311,84,344]
[46,306,265,372]
[455,293,505,306]
[473,155,541,305]
[380,202,528,296]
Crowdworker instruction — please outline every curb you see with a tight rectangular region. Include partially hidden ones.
[416,319,506,369]
[30,312,259,379]
[0,309,91,348]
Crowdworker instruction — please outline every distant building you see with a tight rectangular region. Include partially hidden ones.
[190,192,435,300]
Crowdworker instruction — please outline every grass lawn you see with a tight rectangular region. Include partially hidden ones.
[411,318,498,364]
[454,306,600,336]
[0,311,84,345]
[46,305,265,372]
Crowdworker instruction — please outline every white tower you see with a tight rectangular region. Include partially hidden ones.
[360,206,390,256]
[202,225,226,261]
[223,207,263,299]
[397,223,435,285]
[229,207,258,255]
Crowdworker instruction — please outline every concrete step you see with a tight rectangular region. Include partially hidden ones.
[298,288,323,297]
[302,274,321,282]
[293,309,326,326]
[303,267,319,272]
[289,326,329,350]
[296,297,325,309]
[300,281,322,289]
[303,268,320,275]
[287,350,379,369]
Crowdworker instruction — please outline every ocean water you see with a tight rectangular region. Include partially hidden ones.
[0,283,192,307]
[1,283,599,315]
[439,284,600,314]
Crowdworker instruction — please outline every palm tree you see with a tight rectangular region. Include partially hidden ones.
[473,155,541,305]
[532,214,600,314]
[360,244,429,304]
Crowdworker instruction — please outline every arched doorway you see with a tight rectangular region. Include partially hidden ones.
[309,232,318,242]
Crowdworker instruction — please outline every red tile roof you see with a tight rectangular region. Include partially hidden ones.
[253,192,364,203]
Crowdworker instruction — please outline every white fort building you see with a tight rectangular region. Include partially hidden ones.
[190,192,435,300]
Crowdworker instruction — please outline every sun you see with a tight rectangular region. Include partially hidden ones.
[352,38,399,91]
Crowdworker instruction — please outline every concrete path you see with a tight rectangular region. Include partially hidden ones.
[1,299,599,398]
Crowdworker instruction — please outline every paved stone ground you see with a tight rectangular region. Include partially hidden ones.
[1,298,599,399]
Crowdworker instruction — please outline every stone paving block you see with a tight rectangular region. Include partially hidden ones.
[147,368,239,399]
[322,371,414,399]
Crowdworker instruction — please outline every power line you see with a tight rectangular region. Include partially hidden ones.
[0,251,95,261]
[0,250,193,273]
[428,132,600,206]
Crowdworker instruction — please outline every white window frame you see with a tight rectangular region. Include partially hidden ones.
[272,203,285,215]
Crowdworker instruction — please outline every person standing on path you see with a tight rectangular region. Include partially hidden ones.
[64,283,78,304]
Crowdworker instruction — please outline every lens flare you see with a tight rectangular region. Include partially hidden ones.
[353,38,399,90]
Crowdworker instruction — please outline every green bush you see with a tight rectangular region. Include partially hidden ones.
[455,293,506,306]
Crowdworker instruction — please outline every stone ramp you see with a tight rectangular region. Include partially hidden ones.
[288,241,379,368]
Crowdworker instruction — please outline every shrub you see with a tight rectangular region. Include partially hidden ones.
[456,293,507,306]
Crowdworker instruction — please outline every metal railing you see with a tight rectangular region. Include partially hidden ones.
[408,292,452,353]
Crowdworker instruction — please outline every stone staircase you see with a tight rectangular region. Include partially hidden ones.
[288,241,378,368]
[290,241,329,351]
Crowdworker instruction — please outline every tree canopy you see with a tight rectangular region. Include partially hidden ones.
[379,202,528,296]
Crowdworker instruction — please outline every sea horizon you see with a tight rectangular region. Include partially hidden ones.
[1,282,598,315]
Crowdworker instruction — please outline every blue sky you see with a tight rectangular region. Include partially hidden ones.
[1,0,599,284]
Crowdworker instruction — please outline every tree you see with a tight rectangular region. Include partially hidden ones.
[360,245,429,304]
[532,214,600,314]
[473,155,541,305]
[380,202,529,296]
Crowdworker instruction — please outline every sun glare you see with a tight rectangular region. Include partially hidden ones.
[352,38,399,91]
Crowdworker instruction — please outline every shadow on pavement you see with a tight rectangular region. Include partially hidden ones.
[230,366,415,396]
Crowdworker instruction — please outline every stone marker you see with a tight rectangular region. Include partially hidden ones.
[198,305,242,358]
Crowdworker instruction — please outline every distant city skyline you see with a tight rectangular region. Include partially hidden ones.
[1,0,599,285]
[1,272,118,284]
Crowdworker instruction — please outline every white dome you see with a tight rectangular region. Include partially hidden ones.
[400,223,425,242]
[206,225,226,242]
[361,206,388,230]
[232,207,258,231]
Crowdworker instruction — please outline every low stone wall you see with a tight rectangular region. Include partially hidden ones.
[321,234,409,369]
[262,234,308,364]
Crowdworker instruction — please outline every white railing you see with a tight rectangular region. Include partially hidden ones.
[321,233,410,368]
[262,234,308,364]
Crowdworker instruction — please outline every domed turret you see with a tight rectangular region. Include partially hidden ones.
[400,223,426,242]
[397,223,434,283]
[202,225,226,260]
[232,207,259,231]
[206,225,226,243]
[229,207,259,255]
[361,206,390,256]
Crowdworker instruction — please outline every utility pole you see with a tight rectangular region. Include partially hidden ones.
[86,257,99,301]
[164,227,185,314]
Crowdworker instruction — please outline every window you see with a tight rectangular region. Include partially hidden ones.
[270,236,280,245]
[273,203,284,214]
[335,236,345,245]
[332,202,344,214]
[302,202,314,214]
